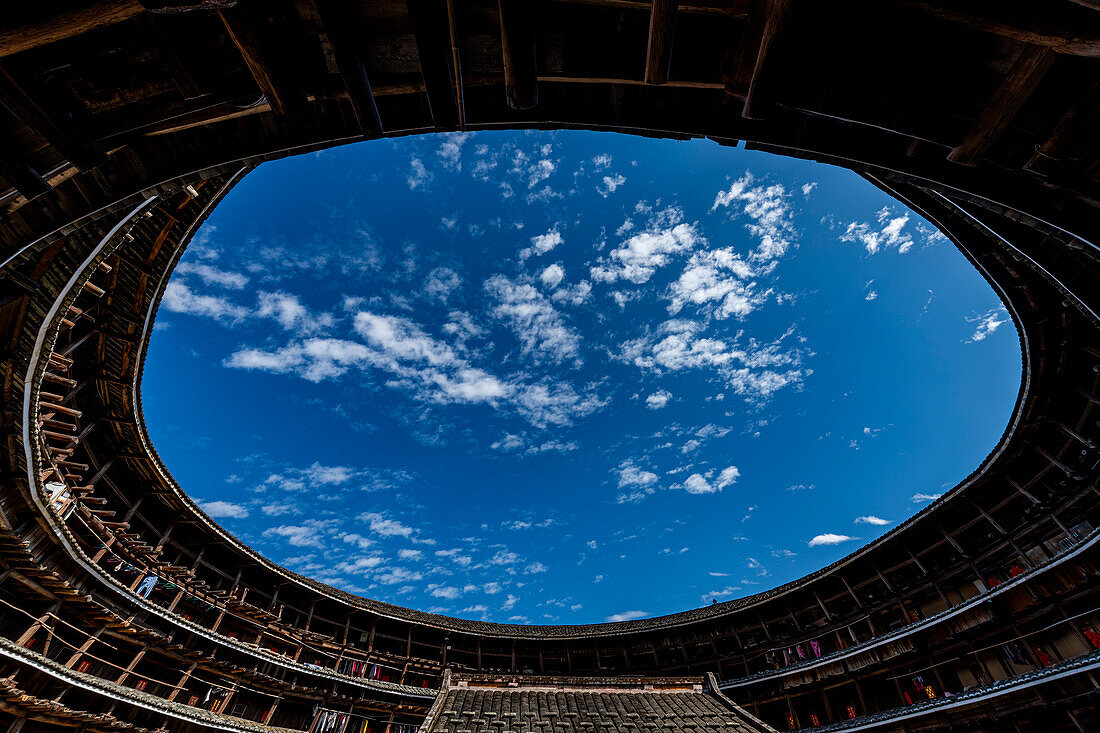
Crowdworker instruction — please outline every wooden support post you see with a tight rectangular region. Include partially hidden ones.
[64,627,104,669]
[407,0,461,128]
[219,3,304,116]
[167,662,197,702]
[948,46,1055,165]
[0,64,106,170]
[315,0,384,138]
[115,644,147,685]
[497,0,538,110]
[734,0,793,119]
[645,0,678,85]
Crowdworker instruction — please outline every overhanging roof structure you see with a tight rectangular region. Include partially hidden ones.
[0,1,1098,731]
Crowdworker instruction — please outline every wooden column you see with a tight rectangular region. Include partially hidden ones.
[406,0,461,128]
[645,0,679,85]
[497,0,538,110]
[739,0,793,119]
[315,0,384,138]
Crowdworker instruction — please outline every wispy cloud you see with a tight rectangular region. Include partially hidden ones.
[966,308,1007,343]
[808,533,859,547]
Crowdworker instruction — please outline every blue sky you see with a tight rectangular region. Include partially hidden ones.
[142,131,1019,625]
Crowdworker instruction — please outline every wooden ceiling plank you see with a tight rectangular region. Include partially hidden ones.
[0,66,107,171]
[498,0,539,110]
[645,0,680,85]
[741,0,792,120]
[406,0,462,129]
[948,46,1056,166]
[314,0,383,138]
[218,5,303,117]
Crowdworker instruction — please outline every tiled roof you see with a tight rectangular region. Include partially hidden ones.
[419,673,775,733]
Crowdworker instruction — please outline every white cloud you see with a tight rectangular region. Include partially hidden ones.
[808,533,859,547]
[436,133,468,170]
[520,229,563,260]
[377,567,422,584]
[485,275,580,364]
[198,500,248,519]
[667,248,768,319]
[854,515,891,526]
[911,492,942,503]
[966,308,1007,343]
[176,262,248,289]
[162,281,249,322]
[712,173,797,266]
[525,562,548,574]
[801,182,817,196]
[407,157,433,190]
[257,291,333,334]
[424,267,462,302]
[490,550,520,565]
[616,459,658,504]
[358,512,416,539]
[676,466,739,495]
[550,280,592,306]
[429,584,462,599]
[597,173,627,198]
[645,389,672,409]
[618,320,808,404]
[263,519,337,548]
[539,263,564,289]
[590,206,700,284]
[840,206,916,254]
[605,610,648,622]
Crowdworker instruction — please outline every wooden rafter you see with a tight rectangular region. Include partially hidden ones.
[739,0,792,120]
[218,3,303,116]
[948,45,1056,166]
[498,0,538,110]
[645,0,679,85]
[135,14,206,101]
[407,0,462,128]
[0,65,106,171]
[314,0,383,138]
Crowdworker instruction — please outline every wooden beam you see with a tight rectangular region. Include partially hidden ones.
[0,134,50,199]
[1026,79,1099,175]
[0,2,144,59]
[406,0,461,128]
[0,65,106,170]
[645,0,679,85]
[741,0,792,119]
[315,0,383,138]
[136,14,206,101]
[218,4,303,116]
[948,45,1055,165]
[898,1,1100,59]
[497,0,538,110]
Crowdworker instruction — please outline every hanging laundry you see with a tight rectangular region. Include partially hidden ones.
[135,574,157,599]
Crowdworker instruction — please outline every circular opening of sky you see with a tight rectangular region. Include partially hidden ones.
[143,130,1021,626]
